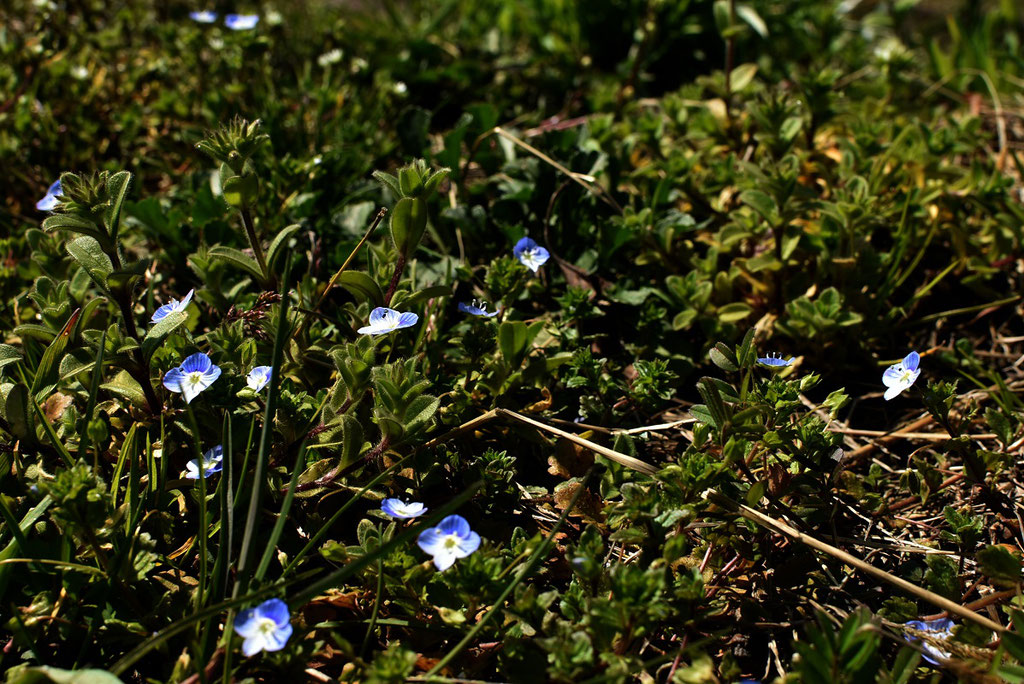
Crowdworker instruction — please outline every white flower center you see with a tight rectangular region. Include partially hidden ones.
[188,372,204,386]
[443,535,459,550]
[256,617,277,637]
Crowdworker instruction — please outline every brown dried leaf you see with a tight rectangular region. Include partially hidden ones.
[553,480,602,521]
[548,437,594,479]
[43,392,74,422]
[521,386,553,413]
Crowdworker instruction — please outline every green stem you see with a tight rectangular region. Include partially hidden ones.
[185,405,209,612]
[240,207,273,288]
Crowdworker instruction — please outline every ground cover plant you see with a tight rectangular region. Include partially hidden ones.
[3,0,1024,681]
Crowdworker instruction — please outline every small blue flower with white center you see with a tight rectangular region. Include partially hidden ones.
[36,180,63,212]
[357,307,418,336]
[162,352,222,404]
[225,14,259,30]
[882,350,921,401]
[417,514,481,571]
[246,365,272,391]
[513,237,550,273]
[189,10,218,23]
[185,445,223,479]
[458,300,499,317]
[233,598,293,657]
[757,352,794,368]
[150,289,194,325]
[381,498,428,519]
[904,617,954,665]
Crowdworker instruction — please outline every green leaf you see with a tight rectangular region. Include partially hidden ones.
[59,348,96,381]
[209,245,264,282]
[31,309,80,399]
[267,223,302,272]
[105,170,132,240]
[729,63,759,92]
[498,320,529,369]
[141,311,189,359]
[736,327,756,367]
[740,189,777,222]
[5,665,123,684]
[337,271,384,307]
[389,197,428,255]
[717,302,753,323]
[689,404,717,429]
[100,370,148,408]
[696,377,731,428]
[2,383,35,443]
[402,394,439,437]
[709,343,738,372]
[106,259,149,290]
[372,170,402,196]
[42,213,104,239]
[0,344,22,372]
[401,284,452,307]
[222,173,258,208]
[977,545,1023,586]
[735,4,768,38]
[66,236,114,288]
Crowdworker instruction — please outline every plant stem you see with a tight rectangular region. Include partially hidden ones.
[111,287,162,415]
[293,436,391,492]
[240,208,272,288]
[383,252,406,306]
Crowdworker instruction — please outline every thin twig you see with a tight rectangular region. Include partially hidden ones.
[704,490,1006,633]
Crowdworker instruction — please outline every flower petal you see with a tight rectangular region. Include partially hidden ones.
[881,365,904,387]
[397,312,419,329]
[242,634,267,657]
[177,289,195,311]
[455,530,481,556]
[261,622,293,651]
[257,598,291,627]
[151,303,176,324]
[417,528,446,555]
[432,549,458,571]
[233,608,260,638]
[162,367,185,393]
[201,364,223,386]
[903,351,920,372]
[883,383,906,401]
[180,352,212,375]
[437,514,470,538]
[225,14,259,30]
[513,237,537,258]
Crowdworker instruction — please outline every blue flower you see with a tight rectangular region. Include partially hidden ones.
[904,618,954,665]
[513,237,550,273]
[151,288,194,324]
[233,598,293,657]
[357,307,418,336]
[882,350,921,401]
[185,445,223,479]
[757,352,794,367]
[36,180,63,212]
[162,352,222,404]
[246,365,272,391]
[189,10,218,23]
[458,300,499,317]
[381,498,427,519]
[417,514,481,570]
[225,14,259,30]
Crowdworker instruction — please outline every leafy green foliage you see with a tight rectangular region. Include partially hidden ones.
[3,0,1024,680]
